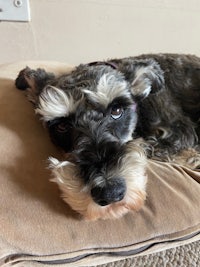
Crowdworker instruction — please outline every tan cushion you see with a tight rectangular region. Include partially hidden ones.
[0,62,200,267]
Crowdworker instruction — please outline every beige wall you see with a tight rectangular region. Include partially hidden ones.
[1,0,200,65]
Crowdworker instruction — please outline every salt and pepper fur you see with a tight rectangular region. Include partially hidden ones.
[15,54,200,220]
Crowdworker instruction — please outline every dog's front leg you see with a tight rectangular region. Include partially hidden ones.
[144,118,198,162]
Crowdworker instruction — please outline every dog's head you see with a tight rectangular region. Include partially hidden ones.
[16,59,164,219]
[38,65,137,205]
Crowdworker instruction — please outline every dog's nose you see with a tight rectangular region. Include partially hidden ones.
[91,178,126,206]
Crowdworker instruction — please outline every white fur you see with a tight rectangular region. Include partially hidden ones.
[36,86,82,121]
[83,73,131,107]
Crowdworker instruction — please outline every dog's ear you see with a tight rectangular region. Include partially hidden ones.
[15,67,55,104]
[129,59,165,99]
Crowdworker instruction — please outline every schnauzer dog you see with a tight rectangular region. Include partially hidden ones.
[15,53,200,220]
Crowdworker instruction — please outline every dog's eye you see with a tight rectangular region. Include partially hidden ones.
[55,122,69,133]
[110,105,124,119]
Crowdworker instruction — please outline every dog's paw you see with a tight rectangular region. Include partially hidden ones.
[176,149,200,169]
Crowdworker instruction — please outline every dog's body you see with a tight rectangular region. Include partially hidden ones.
[16,53,200,220]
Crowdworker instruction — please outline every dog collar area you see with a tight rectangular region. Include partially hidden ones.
[87,61,118,70]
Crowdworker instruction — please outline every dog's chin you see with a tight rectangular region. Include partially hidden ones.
[49,141,147,220]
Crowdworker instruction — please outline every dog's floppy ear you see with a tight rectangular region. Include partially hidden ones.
[129,59,165,99]
[15,67,55,104]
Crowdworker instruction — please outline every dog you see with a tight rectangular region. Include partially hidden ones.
[15,53,200,220]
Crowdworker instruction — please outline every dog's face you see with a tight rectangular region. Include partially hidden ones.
[16,60,163,219]
[36,65,139,206]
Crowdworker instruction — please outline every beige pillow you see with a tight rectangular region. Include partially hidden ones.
[0,62,200,266]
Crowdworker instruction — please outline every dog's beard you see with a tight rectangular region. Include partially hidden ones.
[49,140,147,220]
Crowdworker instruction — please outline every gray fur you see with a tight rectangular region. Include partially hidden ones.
[15,53,200,207]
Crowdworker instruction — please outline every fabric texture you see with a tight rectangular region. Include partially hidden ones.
[95,241,200,267]
[0,62,200,267]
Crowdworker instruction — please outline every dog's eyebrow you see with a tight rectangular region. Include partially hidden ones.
[83,73,131,108]
[36,86,83,121]
[108,96,134,108]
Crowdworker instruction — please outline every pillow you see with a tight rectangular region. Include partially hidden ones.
[0,62,200,266]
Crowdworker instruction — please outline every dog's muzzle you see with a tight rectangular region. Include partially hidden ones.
[73,137,128,207]
[91,177,126,206]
